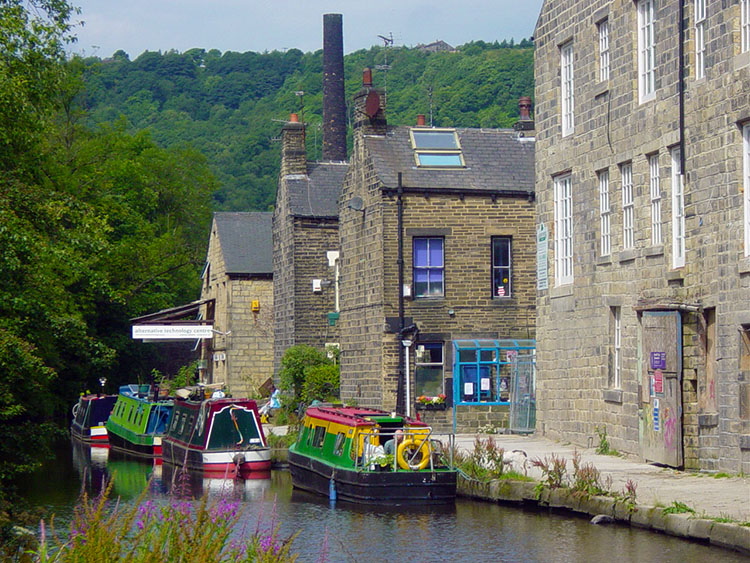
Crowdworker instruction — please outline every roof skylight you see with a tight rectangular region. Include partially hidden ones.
[410,128,464,168]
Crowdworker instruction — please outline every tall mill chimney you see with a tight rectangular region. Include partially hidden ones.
[322,14,347,161]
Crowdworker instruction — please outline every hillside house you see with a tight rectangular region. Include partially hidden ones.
[338,69,536,431]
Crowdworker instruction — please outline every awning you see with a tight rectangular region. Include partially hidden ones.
[130,298,214,324]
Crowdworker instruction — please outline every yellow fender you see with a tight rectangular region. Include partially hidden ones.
[397,437,430,471]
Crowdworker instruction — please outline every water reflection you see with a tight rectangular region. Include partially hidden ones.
[15,440,749,563]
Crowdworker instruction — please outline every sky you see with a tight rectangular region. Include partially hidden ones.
[67,0,545,59]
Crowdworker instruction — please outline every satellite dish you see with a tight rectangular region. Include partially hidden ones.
[365,91,381,118]
[348,196,364,211]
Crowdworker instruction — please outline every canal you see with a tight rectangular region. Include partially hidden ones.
[15,440,746,562]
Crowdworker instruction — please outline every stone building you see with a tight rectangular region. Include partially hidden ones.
[200,212,274,397]
[535,0,750,471]
[272,14,349,371]
[338,69,536,431]
[272,117,347,370]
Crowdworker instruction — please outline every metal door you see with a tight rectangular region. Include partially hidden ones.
[640,311,683,467]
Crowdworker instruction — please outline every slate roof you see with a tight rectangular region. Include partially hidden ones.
[364,127,535,193]
[285,162,348,217]
[213,212,273,275]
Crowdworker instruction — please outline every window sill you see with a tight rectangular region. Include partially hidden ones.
[491,297,516,305]
[412,297,445,306]
[603,389,623,404]
[739,257,750,275]
[549,285,574,299]
[698,413,719,428]
[596,254,612,266]
[666,269,684,282]
[618,248,638,263]
[644,245,664,257]
[592,81,610,98]
[639,92,656,105]
[734,51,750,72]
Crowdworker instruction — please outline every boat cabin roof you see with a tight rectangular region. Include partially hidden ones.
[304,405,427,429]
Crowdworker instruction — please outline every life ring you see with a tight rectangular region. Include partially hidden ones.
[397,438,430,471]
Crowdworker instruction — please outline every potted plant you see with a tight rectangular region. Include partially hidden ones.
[415,394,447,411]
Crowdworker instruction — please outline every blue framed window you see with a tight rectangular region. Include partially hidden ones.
[492,237,511,298]
[453,339,535,405]
[413,237,444,297]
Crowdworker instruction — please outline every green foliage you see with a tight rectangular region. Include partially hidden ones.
[661,501,696,515]
[530,454,568,490]
[594,426,619,456]
[0,0,215,488]
[301,364,340,404]
[570,451,606,498]
[278,345,331,403]
[76,42,535,212]
[154,361,199,395]
[33,481,299,561]
[456,437,506,481]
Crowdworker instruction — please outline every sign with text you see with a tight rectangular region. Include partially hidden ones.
[650,351,667,370]
[536,223,549,290]
[132,325,213,340]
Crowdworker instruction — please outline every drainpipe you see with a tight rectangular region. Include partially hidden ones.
[678,0,686,174]
[397,172,405,414]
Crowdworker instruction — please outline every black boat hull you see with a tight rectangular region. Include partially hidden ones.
[288,450,456,505]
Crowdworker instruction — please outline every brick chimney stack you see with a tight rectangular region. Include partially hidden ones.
[513,96,535,135]
[322,14,347,161]
[353,68,387,136]
[281,113,307,177]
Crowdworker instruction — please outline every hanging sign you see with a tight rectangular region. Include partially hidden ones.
[536,223,549,290]
[132,325,214,340]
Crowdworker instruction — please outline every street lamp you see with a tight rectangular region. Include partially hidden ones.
[402,339,413,418]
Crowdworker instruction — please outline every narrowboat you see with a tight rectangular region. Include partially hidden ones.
[288,405,457,505]
[162,390,271,476]
[71,394,117,444]
[105,384,173,457]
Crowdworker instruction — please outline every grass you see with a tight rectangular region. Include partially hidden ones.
[661,501,696,515]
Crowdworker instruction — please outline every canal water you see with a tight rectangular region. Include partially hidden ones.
[15,440,746,562]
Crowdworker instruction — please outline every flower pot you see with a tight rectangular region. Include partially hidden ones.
[416,402,447,411]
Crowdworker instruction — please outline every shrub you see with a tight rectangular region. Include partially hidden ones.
[278,345,330,403]
[301,364,339,403]
[530,454,568,489]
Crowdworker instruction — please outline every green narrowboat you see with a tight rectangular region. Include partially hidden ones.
[105,384,173,458]
[288,405,457,505]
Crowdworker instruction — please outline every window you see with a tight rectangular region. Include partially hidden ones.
[554,174,574,285]
[415,343,444,398]
[413,237,444,297]
[599,170,611,256]
[743,0,750,53]
[410,129,464,168]
[695,0,706,79]
[621,163,634,250]
[491,237,512,297]
[637,0,656,102]
[744,124,750,256]
[311,425,326,449]
[333,432,346,456]
[598,19,610,82]
[611,307,622,389]
[560,42,574,136]
[671,147,685,268]
[649,154,662,245]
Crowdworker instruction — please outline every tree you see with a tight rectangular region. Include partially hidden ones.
[278,345,331,404]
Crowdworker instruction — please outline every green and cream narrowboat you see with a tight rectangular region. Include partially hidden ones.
[105,384,173,457]
[288,405,456,505]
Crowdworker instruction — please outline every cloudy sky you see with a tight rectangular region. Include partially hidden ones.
[68,1,544,59]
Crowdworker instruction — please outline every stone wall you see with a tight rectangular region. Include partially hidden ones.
[535,0,750,471]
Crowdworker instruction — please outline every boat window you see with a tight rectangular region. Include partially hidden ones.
[170,412,179,432]
[312,425,326,449]
[187,416,195,439]
[178,413,186,435]
[333,432,346,456]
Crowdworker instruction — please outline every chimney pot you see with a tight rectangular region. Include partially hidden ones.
[416,114,426,126]
[519,96,532,121]
[362,68,373,87]
[289,113,299,123]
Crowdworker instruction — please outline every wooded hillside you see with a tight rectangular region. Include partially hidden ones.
[79,40,534,211]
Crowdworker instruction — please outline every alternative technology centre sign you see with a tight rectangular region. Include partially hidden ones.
[132,325,213,340]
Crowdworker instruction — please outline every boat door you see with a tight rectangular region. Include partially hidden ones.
[640,311,683,467]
